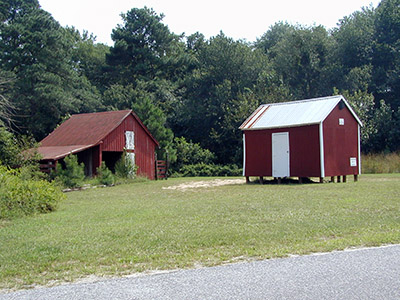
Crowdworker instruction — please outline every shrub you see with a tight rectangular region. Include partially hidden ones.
[96,162,115,186]
[55,155,85,188]
[115,151,137,179]
[170,137,215,174]
[0,166,65,219]
[0,126,20,167]
[179,163,242,177]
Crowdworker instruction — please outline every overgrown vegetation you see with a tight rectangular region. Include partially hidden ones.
[114,150,137,179]
[177,163,242,177]
[362,152,400,173]
[54,155,85,188]
[0,84,64,219]
[96,162,115,186]
[169,137,242,176]
[0,174,399,289]
[0,166,65,219]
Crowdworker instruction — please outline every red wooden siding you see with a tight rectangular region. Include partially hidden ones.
[244,130,270,176]
[323,104,360,177]
[102,114,157,180]
[244,124,321,177]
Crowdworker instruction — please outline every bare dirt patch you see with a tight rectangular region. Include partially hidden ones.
[162,179,246,191]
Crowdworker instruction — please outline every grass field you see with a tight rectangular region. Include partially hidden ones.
[1,174,399,290]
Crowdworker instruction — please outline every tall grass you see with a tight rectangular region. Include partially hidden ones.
[362,152,400,174]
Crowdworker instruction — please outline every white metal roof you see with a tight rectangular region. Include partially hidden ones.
[239,95,362,130]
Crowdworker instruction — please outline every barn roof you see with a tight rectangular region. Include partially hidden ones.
[37,145,93,160]
[38,110,158,160]
[239,95,362,130]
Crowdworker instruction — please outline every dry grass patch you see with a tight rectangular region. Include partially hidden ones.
[362,152,400,173]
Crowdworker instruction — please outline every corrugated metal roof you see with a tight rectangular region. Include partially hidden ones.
[38,145,93,160]
[40,110,158,147]
[41,110,130,146]
[239,95,362,130]
[38,110,159,160]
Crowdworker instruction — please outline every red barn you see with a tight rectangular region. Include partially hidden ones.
[239,95,362,183]
[37,110,159,180]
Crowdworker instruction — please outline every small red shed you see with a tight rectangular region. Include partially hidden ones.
[37,110,159,180]
[239,95,362,182]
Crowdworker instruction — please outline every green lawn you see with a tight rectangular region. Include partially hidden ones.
[1,174,400,290]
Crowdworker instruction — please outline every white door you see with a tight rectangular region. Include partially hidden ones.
[272,132,290,177]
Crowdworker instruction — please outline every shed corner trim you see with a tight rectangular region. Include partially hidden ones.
[319,122,325,178]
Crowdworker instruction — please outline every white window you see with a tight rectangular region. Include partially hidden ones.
[339,118,345,126]
[350,157,357,167]
[125,131,135,150]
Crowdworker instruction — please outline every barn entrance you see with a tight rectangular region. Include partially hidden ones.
[102,151,122,173]
[77,148,93,177]
[272,132,290,177]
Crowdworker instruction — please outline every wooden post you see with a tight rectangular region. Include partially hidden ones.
[343,175,347,183]
[259,176,263,184]
[277,177,282,184]
[319,177,324,183]
[331,176,335,183]
[155,153,158,180]
[354,174,358,182]
[165,152,169,180]
[337,176,341,183]
[298,177,303,184]
[246,176,250,184]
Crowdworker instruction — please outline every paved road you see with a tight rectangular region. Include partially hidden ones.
[1,245,400,299]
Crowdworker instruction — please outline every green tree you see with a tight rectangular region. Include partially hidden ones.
[366,100,395,153]
[56,155,85,188]
[0,69,16,127]
[96,162,115,186]
[255,22,295,59]
[66,27,110,91]
[332,7,375,92]
[372,0,400,110]
[0,0,39,23]
[0,3,102,140]
[171,136,215,173]
[333,7,375,70]
[268,25,334,99]
[0,126,19,166]
[176,33,286,164]
[106,7,178,84]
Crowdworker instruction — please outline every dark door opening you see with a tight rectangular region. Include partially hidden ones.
[102,151,122,173]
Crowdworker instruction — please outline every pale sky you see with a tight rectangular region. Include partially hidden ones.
[39,0,381,45]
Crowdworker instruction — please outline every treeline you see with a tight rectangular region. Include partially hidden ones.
[1,0,400,170]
